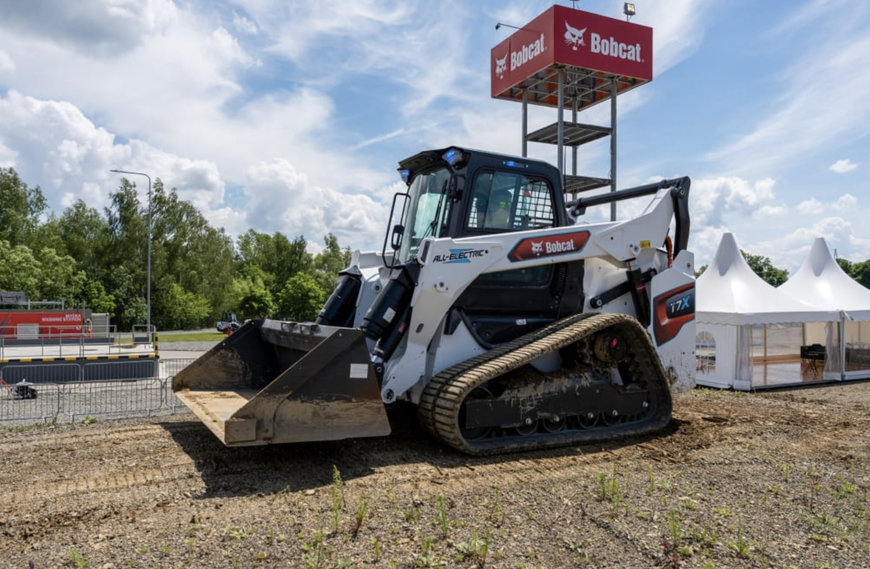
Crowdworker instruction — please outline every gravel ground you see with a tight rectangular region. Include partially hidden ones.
[2,382,869,569]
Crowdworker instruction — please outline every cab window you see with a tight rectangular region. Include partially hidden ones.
[466,169,556,285]
[467,170,555,232]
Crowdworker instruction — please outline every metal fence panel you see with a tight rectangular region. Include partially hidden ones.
[1,363,81,383]
[0,358,199,427]
[83,359,158,381]
[0,384,63,426]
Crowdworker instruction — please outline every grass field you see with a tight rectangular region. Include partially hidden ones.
[158,332,226,343]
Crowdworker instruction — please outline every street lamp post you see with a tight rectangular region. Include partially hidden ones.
[109,169,153,335]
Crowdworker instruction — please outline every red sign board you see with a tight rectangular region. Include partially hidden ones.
[491,5,653,100]
[0,311,85,339]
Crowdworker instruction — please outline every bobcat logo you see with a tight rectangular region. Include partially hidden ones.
[530,241,543,256]
[494,52,507,79]
[564,22,587,51]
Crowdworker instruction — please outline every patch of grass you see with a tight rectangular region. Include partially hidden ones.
[415,537,443,568]
[69,548,89,568]
[435,494,450,536]
[728,527,752,558]
[453,528,491,565]
[352,497,369,538]
[302,529,328,569]
[224,526,251,540]
[160,332,226,342]
[597,466,624,506]
[331,465,344,532]
[490,485,505,527]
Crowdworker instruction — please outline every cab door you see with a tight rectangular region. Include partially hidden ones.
[452,168,583,347]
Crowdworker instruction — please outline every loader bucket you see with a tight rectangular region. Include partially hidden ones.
[171,319,391,446]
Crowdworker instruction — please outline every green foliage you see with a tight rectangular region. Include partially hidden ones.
[33,247,86,302]
[838,257,870,289]
[0,167,47,246]
[69,547,89,568]
[0,168,358,331]
[312,233,352,293]
[740,250,789,286]
[277,273,325,321]
[0,240,41,296]
[78,280,116,314]
[163,283,212,329]
[239,286,275,320]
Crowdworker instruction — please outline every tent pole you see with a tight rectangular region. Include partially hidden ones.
[840,315,846,381]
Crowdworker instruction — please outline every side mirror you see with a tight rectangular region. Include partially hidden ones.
[390,224,404,250]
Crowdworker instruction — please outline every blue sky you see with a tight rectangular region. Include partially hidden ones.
[1,0,869,273]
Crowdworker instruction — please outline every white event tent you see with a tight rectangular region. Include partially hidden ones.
[778,237,870,381]
[695,233,838,390]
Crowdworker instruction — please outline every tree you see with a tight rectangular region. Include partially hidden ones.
[741,250,789,287]
[78,280,115,314]
[0,167,47,247]
[236,230,311,299]
[312,233,352,295]
[103,180,150,329]
[33,247,85,304]
[163,283,211,330]
[55,200,110,277]
[0,240,41,296]
[844,259,870,289]
[147,180,235,328]
[239,287,275,320]
[277,272,325,321]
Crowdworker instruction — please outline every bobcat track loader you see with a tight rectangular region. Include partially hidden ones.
[173,147,696,455]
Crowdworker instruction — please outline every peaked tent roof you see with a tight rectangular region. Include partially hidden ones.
[778,237,870,320]
[697,233,838,325]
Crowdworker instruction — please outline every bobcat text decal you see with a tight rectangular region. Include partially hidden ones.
[508,231,590,262]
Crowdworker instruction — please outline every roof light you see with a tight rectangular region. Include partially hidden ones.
[442,147,465,167]
[399,169,411,184]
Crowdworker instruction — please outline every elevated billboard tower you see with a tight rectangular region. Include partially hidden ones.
[491,5,653,214]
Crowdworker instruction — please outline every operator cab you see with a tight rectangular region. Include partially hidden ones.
[386,147,584,347]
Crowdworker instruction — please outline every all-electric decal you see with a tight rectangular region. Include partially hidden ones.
[432,248,489,264]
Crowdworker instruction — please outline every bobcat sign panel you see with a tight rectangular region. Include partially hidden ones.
[491,5,653,106]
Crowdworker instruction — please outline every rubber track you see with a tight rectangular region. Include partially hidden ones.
[418,312,672,455]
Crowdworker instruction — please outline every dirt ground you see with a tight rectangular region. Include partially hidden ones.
[2,382,869,569]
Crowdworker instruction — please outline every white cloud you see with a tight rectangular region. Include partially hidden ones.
[797,193,858,216]
[690,176,777,229]
[208,27,261,70]
[796,198,823,216]
[232,12,259,35]
[829,159,857,173]
[756,217,860,272]
[0,49,13,73]
[0,0,178,55]
[243,158,391,249]
[642,0,710,75]
[834,193,858,211]
[0,90,226,221]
